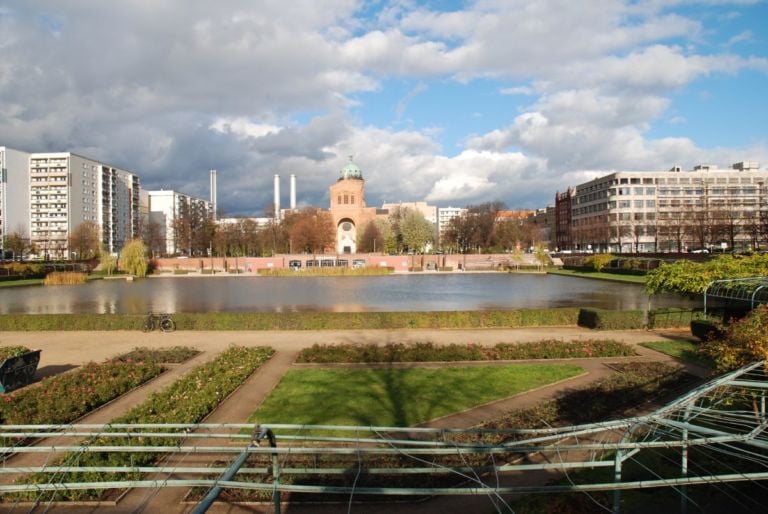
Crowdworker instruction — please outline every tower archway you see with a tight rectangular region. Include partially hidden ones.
[337,218,357,254]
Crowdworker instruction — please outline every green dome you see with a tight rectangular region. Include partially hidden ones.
[339,156,363,180]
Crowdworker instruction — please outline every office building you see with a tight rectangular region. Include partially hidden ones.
[566,162,768,252]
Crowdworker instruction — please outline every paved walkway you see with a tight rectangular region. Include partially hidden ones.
[0,326,704,513]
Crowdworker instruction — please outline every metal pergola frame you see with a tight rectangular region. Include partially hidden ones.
[1,361,767,513]
[704,276,768,315]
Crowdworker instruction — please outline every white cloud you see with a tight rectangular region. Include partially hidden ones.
[0,0,765,215]
[499,86,535,96]
[209,118,282,140]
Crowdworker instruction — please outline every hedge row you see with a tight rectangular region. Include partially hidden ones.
[297,340,636,363]
[0,309,581,331]
[577,308,645,330]
[1,307,696,331]
[577,307,703,330]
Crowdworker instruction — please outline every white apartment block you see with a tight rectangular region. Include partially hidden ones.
[144,190,212,255]
[28,152,140,258]
[570,161,768,253]
[437,206,467,245]
[0,147,31,255]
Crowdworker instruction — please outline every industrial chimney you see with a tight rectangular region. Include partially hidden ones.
[290,174,296,210]
[273,174,281,220]
[209,169,217,221]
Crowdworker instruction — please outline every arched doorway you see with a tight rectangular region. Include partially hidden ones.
[337,219,357,254]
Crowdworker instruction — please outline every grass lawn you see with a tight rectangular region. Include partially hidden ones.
[250,364,584,428]
[640,340,714,368]
[0,278,43,288]
[547,268,646,284]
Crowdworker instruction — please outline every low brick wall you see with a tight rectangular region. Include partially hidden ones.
[153,253,542,273]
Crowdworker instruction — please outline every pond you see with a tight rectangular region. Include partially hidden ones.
[0,274,696,314]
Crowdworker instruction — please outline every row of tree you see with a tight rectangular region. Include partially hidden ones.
[443,202,546,254]
[3,200,545,260]
[571,207,768,253]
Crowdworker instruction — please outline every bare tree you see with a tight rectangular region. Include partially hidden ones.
[68,221,101,260]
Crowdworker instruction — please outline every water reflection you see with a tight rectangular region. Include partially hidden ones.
[0,274,697,314]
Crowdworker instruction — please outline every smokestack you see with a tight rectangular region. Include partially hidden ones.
[290,174,296,210]
[273,174,281,220]
[209,169,217,221]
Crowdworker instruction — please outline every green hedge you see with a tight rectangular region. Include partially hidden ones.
[0,314,145,330]
[691,319,724,341]
[648,308,705,329]
[577,308,645,330]
[0,309,581,331]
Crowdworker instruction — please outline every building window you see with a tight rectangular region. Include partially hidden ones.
[337,195,341,205]
[351,195,355,204]
[344,194,348,204]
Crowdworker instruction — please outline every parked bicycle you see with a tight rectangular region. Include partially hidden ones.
[142,312,176,332]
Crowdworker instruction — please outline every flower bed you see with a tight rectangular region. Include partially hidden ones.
[114,346,200,364]
[296,340,636,363]
[0,359,163,425]
[13,345,274,501]
[0,346,32,361]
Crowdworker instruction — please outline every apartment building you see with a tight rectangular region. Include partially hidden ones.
[0,147,31,255]
[29,152,140,258]
[528,206,555,249]
[144,190,212,255]
[436,206,467,245]
[567,162,767,253]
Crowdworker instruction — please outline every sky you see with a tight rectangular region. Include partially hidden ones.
[1,0,767,215]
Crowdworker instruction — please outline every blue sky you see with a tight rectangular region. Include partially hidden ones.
[1,0,766,214]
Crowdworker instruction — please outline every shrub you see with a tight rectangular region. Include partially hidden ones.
[584,253,614,272]
[577,308,645,330]
[690,319,723,342]
[43,271,87,285]
[700,305,768,372]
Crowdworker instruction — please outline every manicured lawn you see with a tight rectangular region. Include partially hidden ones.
[640,340,714,368]
[0,278,43,288]
[547,268,646,284]
[250,364,584,427]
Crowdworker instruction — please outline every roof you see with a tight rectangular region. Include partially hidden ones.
[339,156,363,180]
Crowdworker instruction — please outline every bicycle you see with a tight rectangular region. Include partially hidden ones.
[142,312,176,332]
